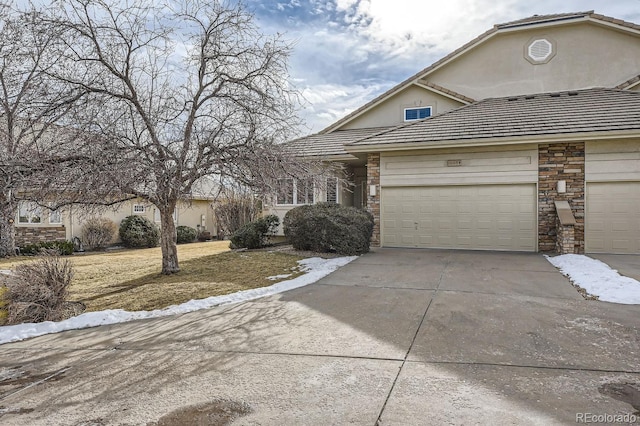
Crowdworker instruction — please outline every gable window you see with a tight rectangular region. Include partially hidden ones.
[276,178,314,205]
[326,177,338,203]
[133,204,146,214]
[18,202,41,224]
[404,107,432,121]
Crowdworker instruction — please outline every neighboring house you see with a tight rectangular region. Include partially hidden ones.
[15,197,217,247]
[271,11,640,255]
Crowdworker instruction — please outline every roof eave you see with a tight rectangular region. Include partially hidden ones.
[344,129,640,153]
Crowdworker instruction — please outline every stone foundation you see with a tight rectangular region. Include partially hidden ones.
[366,153,380,247]
[538,143,585,253]
[15,226,67,247]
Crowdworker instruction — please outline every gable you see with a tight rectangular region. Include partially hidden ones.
[426,21,640,100]
[340,85,466,130]
[323,12,640,134]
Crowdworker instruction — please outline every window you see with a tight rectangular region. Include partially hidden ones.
[18,202,42,224]
[326,177,338,204]
[277,178,294,204]
[276,178,314,205]
[133,204,146,214]
[49,209,62,224]
[404,107,432,121]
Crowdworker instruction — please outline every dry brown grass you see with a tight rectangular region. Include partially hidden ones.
[0,241,305,313]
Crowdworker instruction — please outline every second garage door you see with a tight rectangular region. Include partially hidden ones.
[586,182,640,254]
[381,184,537,251]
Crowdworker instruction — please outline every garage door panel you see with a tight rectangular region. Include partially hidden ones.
[382,184,536,251]
[586,182,640,254]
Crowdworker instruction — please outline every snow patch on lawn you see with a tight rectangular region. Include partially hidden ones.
[546,254,640,304]
[0,256,357,345]
[266,273,292,280]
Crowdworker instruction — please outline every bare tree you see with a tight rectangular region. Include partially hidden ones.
[0,4,90,256]
[48,0,321,274]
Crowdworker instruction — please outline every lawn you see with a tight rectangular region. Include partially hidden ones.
[0,241,306,312]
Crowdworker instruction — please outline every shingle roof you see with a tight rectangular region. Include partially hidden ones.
[320,11,640,134]
[347,88,640,149]
[286,127,394,158]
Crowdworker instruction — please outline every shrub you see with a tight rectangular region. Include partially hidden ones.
[283,203,373,255]
[214,193,259,239]
[3,250,74,324]
[176,226,197,244]
[119,215,160,248]
[20,240,74,256]
[81,217,117,250]
[229,215,279,249]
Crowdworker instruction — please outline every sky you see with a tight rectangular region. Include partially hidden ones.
[244,0,640,134]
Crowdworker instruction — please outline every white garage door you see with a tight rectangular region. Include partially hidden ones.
[382,184,537,251]
[586,182,640,254]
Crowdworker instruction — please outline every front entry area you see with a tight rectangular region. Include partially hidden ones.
[381,184,537,251]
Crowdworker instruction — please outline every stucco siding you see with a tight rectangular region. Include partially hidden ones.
[427,22,640,100]
[341,85,465,130]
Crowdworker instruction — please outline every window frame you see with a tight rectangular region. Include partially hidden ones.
[48,209,62,225]
[275,178,316,206]
[404,106,432,122]
[133,204,146,214]
[18,202,42,224]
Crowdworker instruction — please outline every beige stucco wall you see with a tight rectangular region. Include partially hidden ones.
[341,85,465,130]
[380,145,539,187]
[427,22,640,100]
[585,139,640,182]
[15,199,215,243]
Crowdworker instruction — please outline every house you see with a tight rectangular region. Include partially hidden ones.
[15,197,217,247]
[269,11,640,255]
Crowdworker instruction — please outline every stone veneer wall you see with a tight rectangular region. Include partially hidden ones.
[15,226,66,247]
[366,153,381,247]
[538,143,585,253]
[556,223,576,254]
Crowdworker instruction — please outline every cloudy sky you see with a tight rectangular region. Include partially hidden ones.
[244,0,640,134]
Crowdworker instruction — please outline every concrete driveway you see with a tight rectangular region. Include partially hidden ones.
[1,249,640,425]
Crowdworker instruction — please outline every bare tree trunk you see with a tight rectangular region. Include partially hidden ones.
[0,193,17,257]
[159,206,179,274]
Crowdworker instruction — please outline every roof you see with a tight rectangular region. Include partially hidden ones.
[346,88,640,150]
[286,127,394,158]
[320,11,640,134]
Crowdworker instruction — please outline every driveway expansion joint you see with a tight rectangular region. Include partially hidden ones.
[405,359,640,375]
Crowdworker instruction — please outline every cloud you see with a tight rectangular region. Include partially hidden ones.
[249,0,640,133]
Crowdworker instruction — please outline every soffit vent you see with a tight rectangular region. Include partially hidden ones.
[525,37,556,65]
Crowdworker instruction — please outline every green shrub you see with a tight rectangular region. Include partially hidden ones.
[229,215,279,249]
[176,226,197,244]
[81,217,117,250]
[20,240,74,256]
[283,203,373,255]
[118,215,160,248]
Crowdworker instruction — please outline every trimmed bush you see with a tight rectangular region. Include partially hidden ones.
[214,194,258,239]
[119,215,160,248]
[176,226,197,244]
[283,203,373,255]
[229,215,279,249]
[20,240,74,256]
[3,250,74,324]
[81,217,117,250]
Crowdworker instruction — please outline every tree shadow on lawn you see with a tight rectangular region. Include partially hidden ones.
[78,251,304,312]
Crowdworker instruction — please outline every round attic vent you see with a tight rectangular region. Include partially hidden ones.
[525,38,556,64]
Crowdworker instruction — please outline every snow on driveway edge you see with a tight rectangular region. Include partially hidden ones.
[545,254,640,304]
[0,255,357,345]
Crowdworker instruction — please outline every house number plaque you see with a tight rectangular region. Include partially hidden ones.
[447,159,463,167]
